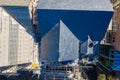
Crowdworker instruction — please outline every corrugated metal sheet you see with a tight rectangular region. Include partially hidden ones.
[59,20,79,61]
[0,0,31,6]
[9,24,18,65]
[0,7,34,67]
[80,40,88,54]
[41,20,79,62]
[3,6,32,32]
[41,23,60,61]
[37,0,113,11]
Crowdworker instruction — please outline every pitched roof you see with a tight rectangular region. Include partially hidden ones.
[37,0,113,11]
[0,0,31,6]
[41,20,79,62]
[3,6,32,31]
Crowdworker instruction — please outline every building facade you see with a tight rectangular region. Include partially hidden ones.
[109,0,120,51]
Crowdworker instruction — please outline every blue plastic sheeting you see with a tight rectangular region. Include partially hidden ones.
[113,53,120,70]
[37,0,113,42]
[37,10,113,42]
[109,51,120,71]
[41,20,79,62]
[3,6,32,32]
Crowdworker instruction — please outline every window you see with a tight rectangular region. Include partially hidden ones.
[118,24,120,30]
[112,25,116,32]
[112,37,115,42]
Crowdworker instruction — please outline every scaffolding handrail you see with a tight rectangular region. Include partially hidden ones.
[97,61,111,72]
[99,54,114,60]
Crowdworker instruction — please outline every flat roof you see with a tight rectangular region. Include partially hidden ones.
[0,0,31,6]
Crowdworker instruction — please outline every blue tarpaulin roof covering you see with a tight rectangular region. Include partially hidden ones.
[37,0,113,42]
